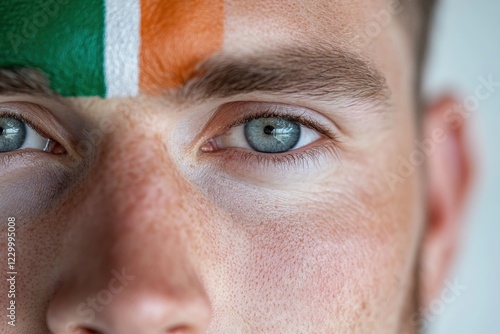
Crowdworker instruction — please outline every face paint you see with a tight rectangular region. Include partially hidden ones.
[0,0,106,97]
[140,0,224,95]
[0,0,223,98]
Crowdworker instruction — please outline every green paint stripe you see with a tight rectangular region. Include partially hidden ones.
[0,0,106,97]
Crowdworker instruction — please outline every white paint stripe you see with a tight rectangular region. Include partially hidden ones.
[105,0,140,97]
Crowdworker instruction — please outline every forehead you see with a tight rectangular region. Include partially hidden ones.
[0,0,397,98]
[224,0,386,37]
[222,0,397,64]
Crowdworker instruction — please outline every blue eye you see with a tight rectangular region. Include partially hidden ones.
[0,118,26,152]
[244,117,301,153]
[0,117,51,153]
[208,116,322,154]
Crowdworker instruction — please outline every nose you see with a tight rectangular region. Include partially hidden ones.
[47,272,211,334]
[45,122,212,334]
[47,279,211,334]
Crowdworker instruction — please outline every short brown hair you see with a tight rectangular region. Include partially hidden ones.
[417,0,437,69]
[399,0,438,98]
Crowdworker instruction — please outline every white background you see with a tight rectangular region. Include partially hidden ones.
[424,0,500,333]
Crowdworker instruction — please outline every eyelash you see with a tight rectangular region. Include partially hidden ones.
[206,108,343,169]
[0,110,63,155]
[0,111,49,140]
[224,142,342,170]
[1,104,342,170]
[221,109,337,141]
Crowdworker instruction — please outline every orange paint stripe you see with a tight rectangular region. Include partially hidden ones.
[140,0,224,95]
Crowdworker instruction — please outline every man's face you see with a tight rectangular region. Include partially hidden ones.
[0,0,463,333]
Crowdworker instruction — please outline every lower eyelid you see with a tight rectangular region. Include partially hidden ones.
[203,137,341,169]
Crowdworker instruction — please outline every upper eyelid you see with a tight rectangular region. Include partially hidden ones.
[224,111,336,141]
[190,102,346,162]
[0,110,49,140]
[0,106,51,140]
[0,94,88,134]
[197,101,344,150]
[0,102,75,151]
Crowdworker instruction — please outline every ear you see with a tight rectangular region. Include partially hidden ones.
[420,95,475,305]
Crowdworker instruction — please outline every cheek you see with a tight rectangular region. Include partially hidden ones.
[0,184,73,333]
[203,175,421,332]
[0,159,74,220]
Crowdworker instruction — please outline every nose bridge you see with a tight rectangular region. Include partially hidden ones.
[74,122,192,260]
[72,115,200,267]
[82,116,203,271]
[91,124,183,216]
[45,121,212,333]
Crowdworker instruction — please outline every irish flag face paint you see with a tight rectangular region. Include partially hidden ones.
[0,0,224,97]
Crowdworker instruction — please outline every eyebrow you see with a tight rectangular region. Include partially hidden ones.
[0,45,391,111]
[178,44,391,109]
[0,68,56,97]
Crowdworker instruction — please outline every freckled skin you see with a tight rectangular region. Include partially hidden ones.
[0,0,472,333]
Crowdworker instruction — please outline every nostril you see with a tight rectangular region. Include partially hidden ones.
[167,325,195,334]
[167,325,189,333]
[63,325,105,334]
[81,328,103,334]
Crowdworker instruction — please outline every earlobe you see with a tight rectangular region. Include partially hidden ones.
[420,95,475,306]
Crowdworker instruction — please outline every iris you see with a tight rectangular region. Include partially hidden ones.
[244,117,300,153]
[0,118,27,152]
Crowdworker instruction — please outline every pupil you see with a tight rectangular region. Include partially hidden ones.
[0,127,3,135]
[263,125,275,135]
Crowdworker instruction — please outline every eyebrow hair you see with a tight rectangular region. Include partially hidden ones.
[0,45,391,112]
[0,68,56,96]
[179,44,391,109]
